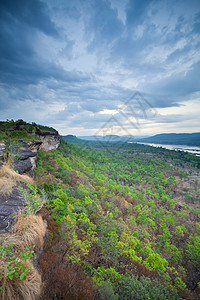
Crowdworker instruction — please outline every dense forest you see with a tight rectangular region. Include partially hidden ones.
[0,121,200,299]
[38,138,200,299]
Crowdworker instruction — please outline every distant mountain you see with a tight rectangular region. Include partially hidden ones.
[62,135,86,144]
[63,133,200,147]
[63,134,141,144]
[78,135,148,142]
[138,133,200,146]
[77,136,97,141]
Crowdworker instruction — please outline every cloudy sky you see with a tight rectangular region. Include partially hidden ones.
[0,0,200,136]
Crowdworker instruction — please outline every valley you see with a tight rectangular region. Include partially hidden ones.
[0,121,200,299]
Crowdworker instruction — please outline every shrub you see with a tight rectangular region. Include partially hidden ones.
[142,246,168,272]
[41,263,95,300]
[99,281,119,300]
[186,234,200,266]
[174,277,186,290]
[18,184,46,215]
[119,274,181,300]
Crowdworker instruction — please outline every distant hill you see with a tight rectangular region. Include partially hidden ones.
[138,133,200,146]
[62,135,88,145]
[78,135,148,142]
[62,134,133,146]
[63,133,200,147]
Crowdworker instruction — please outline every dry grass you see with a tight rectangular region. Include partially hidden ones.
[0,260,42,300]
[0,214,46,300]
[0,177,15,195]
[4,214,46,251]
[0,164,34,195]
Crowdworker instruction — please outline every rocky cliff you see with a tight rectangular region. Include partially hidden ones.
[0,121,60,231]
[0,120,60,175]
[0,120,60,299]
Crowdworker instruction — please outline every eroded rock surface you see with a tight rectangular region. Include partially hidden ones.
[40,134,60,151]
[0,122,60,232]
[12,141,40,175]
[0,184,25,233]
[0,143,5,161]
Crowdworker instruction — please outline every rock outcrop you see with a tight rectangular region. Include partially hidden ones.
[0,122,60,174]
[40,134,60,151]
[12,141,39,175]
[0,120,61,299]
[0,143,5,164]
[0,184,25,233]
[12,136,60,175]
[0,121,61,233]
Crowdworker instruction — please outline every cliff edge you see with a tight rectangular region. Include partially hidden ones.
[0,120,60,299]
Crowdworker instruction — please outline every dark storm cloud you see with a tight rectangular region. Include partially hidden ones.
[85,0,124,52]
[0,0,58,66]
[0,0,200,134]
[109,2,199,74]
[146,60,200,107]
[0,0,87,86]
[0,0,58,36]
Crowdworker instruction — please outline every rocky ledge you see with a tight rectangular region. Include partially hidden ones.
[9,136,59,175]
[0,121,61,299]
[0,121,61,231]
[0,126,60,175]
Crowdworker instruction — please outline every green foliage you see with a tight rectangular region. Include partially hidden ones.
[33,138,200,299]
[99,281,119,300]
[167,176,177,186]
[9,129,28,138]
[174,277,186,290]
[0,119,57,144]
[174,225,186,237]
[164,243,183,263]
[186,234,200,265]
[93,266,121,285]
[3,139,21,161]
[117,232,142,263]
[119,274,181,299]
[0,244,34,290]
[142,246,168,271]
[18,183,46,215]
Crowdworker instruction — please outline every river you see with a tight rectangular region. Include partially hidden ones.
[134,142,200,156]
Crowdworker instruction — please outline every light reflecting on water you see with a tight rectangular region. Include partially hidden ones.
[134,142,200,156]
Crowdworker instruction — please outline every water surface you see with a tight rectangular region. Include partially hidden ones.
[135,142,200,156]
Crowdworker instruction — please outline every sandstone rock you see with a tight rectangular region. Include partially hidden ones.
[0,143,5,162]
[18,150,37,160]
[29,140,42,152]
[40,135,60,151]
[0,185,24,233]
[13,158,33,174]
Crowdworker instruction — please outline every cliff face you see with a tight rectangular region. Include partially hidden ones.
[0,123,61,232]
[0,121,59,299]
[40,133,60,151]
[12,134,60,175]
[0,121,60,174]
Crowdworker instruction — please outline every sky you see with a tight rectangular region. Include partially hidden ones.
[0,0,200,137]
